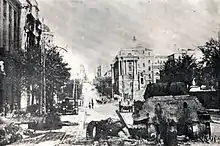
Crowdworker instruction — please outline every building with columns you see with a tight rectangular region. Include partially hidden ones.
[0,0,22,111]
[113,51,139,100]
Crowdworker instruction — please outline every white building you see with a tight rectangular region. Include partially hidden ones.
[96,64,111,77]
[117,44,154,89]
[153,55,168,83]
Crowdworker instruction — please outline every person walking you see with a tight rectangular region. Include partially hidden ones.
[89,102,91,109]
[91,99,94,109]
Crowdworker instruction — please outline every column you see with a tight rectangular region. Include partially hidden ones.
[118,60,121,76]
[0,0,3,47]
[124,60,127,75]
[135,60,138,75]
[5,2,9,51]
[11,8,15,50]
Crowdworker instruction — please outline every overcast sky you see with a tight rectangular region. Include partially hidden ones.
[38,0,220,79]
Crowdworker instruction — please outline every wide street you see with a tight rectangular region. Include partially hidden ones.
[7,82,220,146]
[8,82,131,146]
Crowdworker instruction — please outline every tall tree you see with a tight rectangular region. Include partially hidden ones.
[45,47,71,111]
[160,53,197,90]
[198,38,220,89]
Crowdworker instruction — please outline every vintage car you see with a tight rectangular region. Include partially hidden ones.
[56,98,78,115]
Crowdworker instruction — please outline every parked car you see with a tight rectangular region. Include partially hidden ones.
[56,98,78,115]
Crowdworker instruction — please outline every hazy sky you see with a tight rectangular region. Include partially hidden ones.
[38,0,220,79]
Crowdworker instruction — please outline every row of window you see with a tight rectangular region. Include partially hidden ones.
[140,75,151,84]
[141,50,151,56]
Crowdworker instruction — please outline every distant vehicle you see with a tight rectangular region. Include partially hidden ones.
[56,98,78,115]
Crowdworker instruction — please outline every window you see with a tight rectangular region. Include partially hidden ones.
[141,78,144,84]
[9,5,12,50]
[143,63,145,67]
[142,50,145,54]
[3,0,7,17]
[14,11,18,48]
[148,66,151,71]
[148,52,151,56]
[128,62,132,71]
[148,60,150,63]
[149,74,151,79]
[128,73,132,79]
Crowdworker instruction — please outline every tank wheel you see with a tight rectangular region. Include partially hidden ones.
[86,121,98,140]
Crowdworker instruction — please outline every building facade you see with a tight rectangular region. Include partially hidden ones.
[113,51,139,100]
[96,64,111,78]
[18,0,42,108]
[153,55,168,83]
[0,0,22,111]
[115,44,154,89]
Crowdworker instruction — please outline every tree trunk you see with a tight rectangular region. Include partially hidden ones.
[11,84,14,111]
[27,85,31,108]
[31,84,35,105]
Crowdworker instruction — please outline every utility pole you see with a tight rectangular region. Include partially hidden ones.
[111,64,114,99]
[72,79,76,105]
[132,60,135,100]
[120,57,125,99]
[40,18,47,115]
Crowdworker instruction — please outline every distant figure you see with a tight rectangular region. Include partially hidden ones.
[91,99,94,109]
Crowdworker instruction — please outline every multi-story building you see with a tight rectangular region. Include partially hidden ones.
[114,44,154,89]
[113,50,139,100]
[19,0,42,108]
[79,64,86,81]
[0,0,22,111]
[103,70,111,77]
[153,55,168,83]
[96,64,111,78]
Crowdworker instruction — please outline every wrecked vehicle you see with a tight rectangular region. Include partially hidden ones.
[133,82,211,143]
[86,82,211,145]
[86,117,127,140]
[28,111,62,130]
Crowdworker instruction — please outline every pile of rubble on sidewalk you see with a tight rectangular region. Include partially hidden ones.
[0,108,80,145]
[0,117,23,145]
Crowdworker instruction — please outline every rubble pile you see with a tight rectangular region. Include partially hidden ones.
[28,112,62,130]
[138,95,205,122]
[0,117,23,145]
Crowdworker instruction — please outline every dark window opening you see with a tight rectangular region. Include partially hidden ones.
[141,78,144,84]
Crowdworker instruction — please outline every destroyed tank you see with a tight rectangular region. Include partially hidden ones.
[133,82,211,142]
